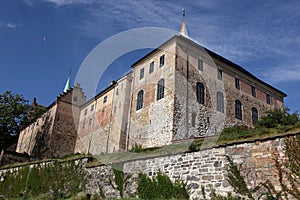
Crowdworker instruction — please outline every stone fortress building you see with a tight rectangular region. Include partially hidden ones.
[16,18,286,158]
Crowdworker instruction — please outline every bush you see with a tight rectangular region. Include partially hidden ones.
[0,160,86,198]
[258,108,299,128]
[137,171,189,199]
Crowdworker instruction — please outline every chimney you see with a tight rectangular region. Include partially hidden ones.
[110,81,116,86]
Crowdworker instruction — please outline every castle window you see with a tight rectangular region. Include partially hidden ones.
[252,107,258,125]
[136,90,144,110]
[73,96,77,102]
[140,68,144,79]
[235,78,240,89]
[89,118,93,125]
[159,55,165,67]
[251,86,256,97]
[235,100,242,120]
[91,104,94,112]
[116,88,118,95]
[84,109,87,116]
[191,112,196,127]
[103,96,107,103]
[217,69,222,80]
[198,58,203,71]
[266,94,271,104]
[196,82,205,104]
[149,61,154,74]
[157,78,165,100]
[217,92,224,113]
[82,121,85,129]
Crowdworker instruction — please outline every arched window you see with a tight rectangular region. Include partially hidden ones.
[136,90,144,110]
[196,82,205,104]
[217,92,224,113]
[252,107,258,125]
[235,100,242,120]
[157,78,165,100]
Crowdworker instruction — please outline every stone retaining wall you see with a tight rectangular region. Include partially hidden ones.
[1,133,296,199]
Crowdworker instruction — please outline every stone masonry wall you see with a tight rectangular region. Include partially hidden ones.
[1,134,296,199]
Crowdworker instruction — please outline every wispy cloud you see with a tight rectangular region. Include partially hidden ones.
[23,0,33,7]
[40,0,300,84]
[261,64,300,84]
[0,22,22,29]
[43,0,93,6]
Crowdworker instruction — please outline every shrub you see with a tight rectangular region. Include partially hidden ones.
[258,108,299,128]
[0,160,86,198]
[137,171,189,199]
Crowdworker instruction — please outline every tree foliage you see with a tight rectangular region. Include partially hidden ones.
[0,91,46,150]
[258,108,299,128]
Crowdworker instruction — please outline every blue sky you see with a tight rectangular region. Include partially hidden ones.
[0,0,299,112]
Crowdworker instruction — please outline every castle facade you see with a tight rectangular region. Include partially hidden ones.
[16,23,286,158]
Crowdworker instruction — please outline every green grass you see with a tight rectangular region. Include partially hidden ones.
[3,123,300,170]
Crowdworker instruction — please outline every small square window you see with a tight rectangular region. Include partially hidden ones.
[159,55,165,67]
[198,58,203,71]
[235,78,240,89]
[103,96,107,103]
[217,69,222,80]
[149,61,154,74]
[251,86,256,97]
[140,68,144,79]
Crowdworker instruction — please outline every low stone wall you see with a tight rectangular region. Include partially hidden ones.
[0,150,37,167]
[122,137,285,199]
[1,133,297,199]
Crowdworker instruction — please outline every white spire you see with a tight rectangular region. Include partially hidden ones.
[179,8,189,37]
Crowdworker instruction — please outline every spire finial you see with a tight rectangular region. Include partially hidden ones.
[179,9,189,37]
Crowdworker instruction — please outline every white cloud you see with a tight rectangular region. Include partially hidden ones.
[40,0,300,83]
[24,0,33,7]
[6,23,16,29]
[44,0,93,6]
[0,21,23,29]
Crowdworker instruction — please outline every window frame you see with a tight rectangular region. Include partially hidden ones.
[196,82,205,105]
[217,92,224,113]
[266,94,271,104]
[136,90,144,111]
[140,68,144,79]
[157,78,165,100]
[235,78,240,90]
[251,86,256,97]
[198,58,203,71]
[217,69,223,80]
[235,100,242,120]
[191,112,196,127]
[149,61,154,74]
[159,55,165,67]
[252,107,258,125]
